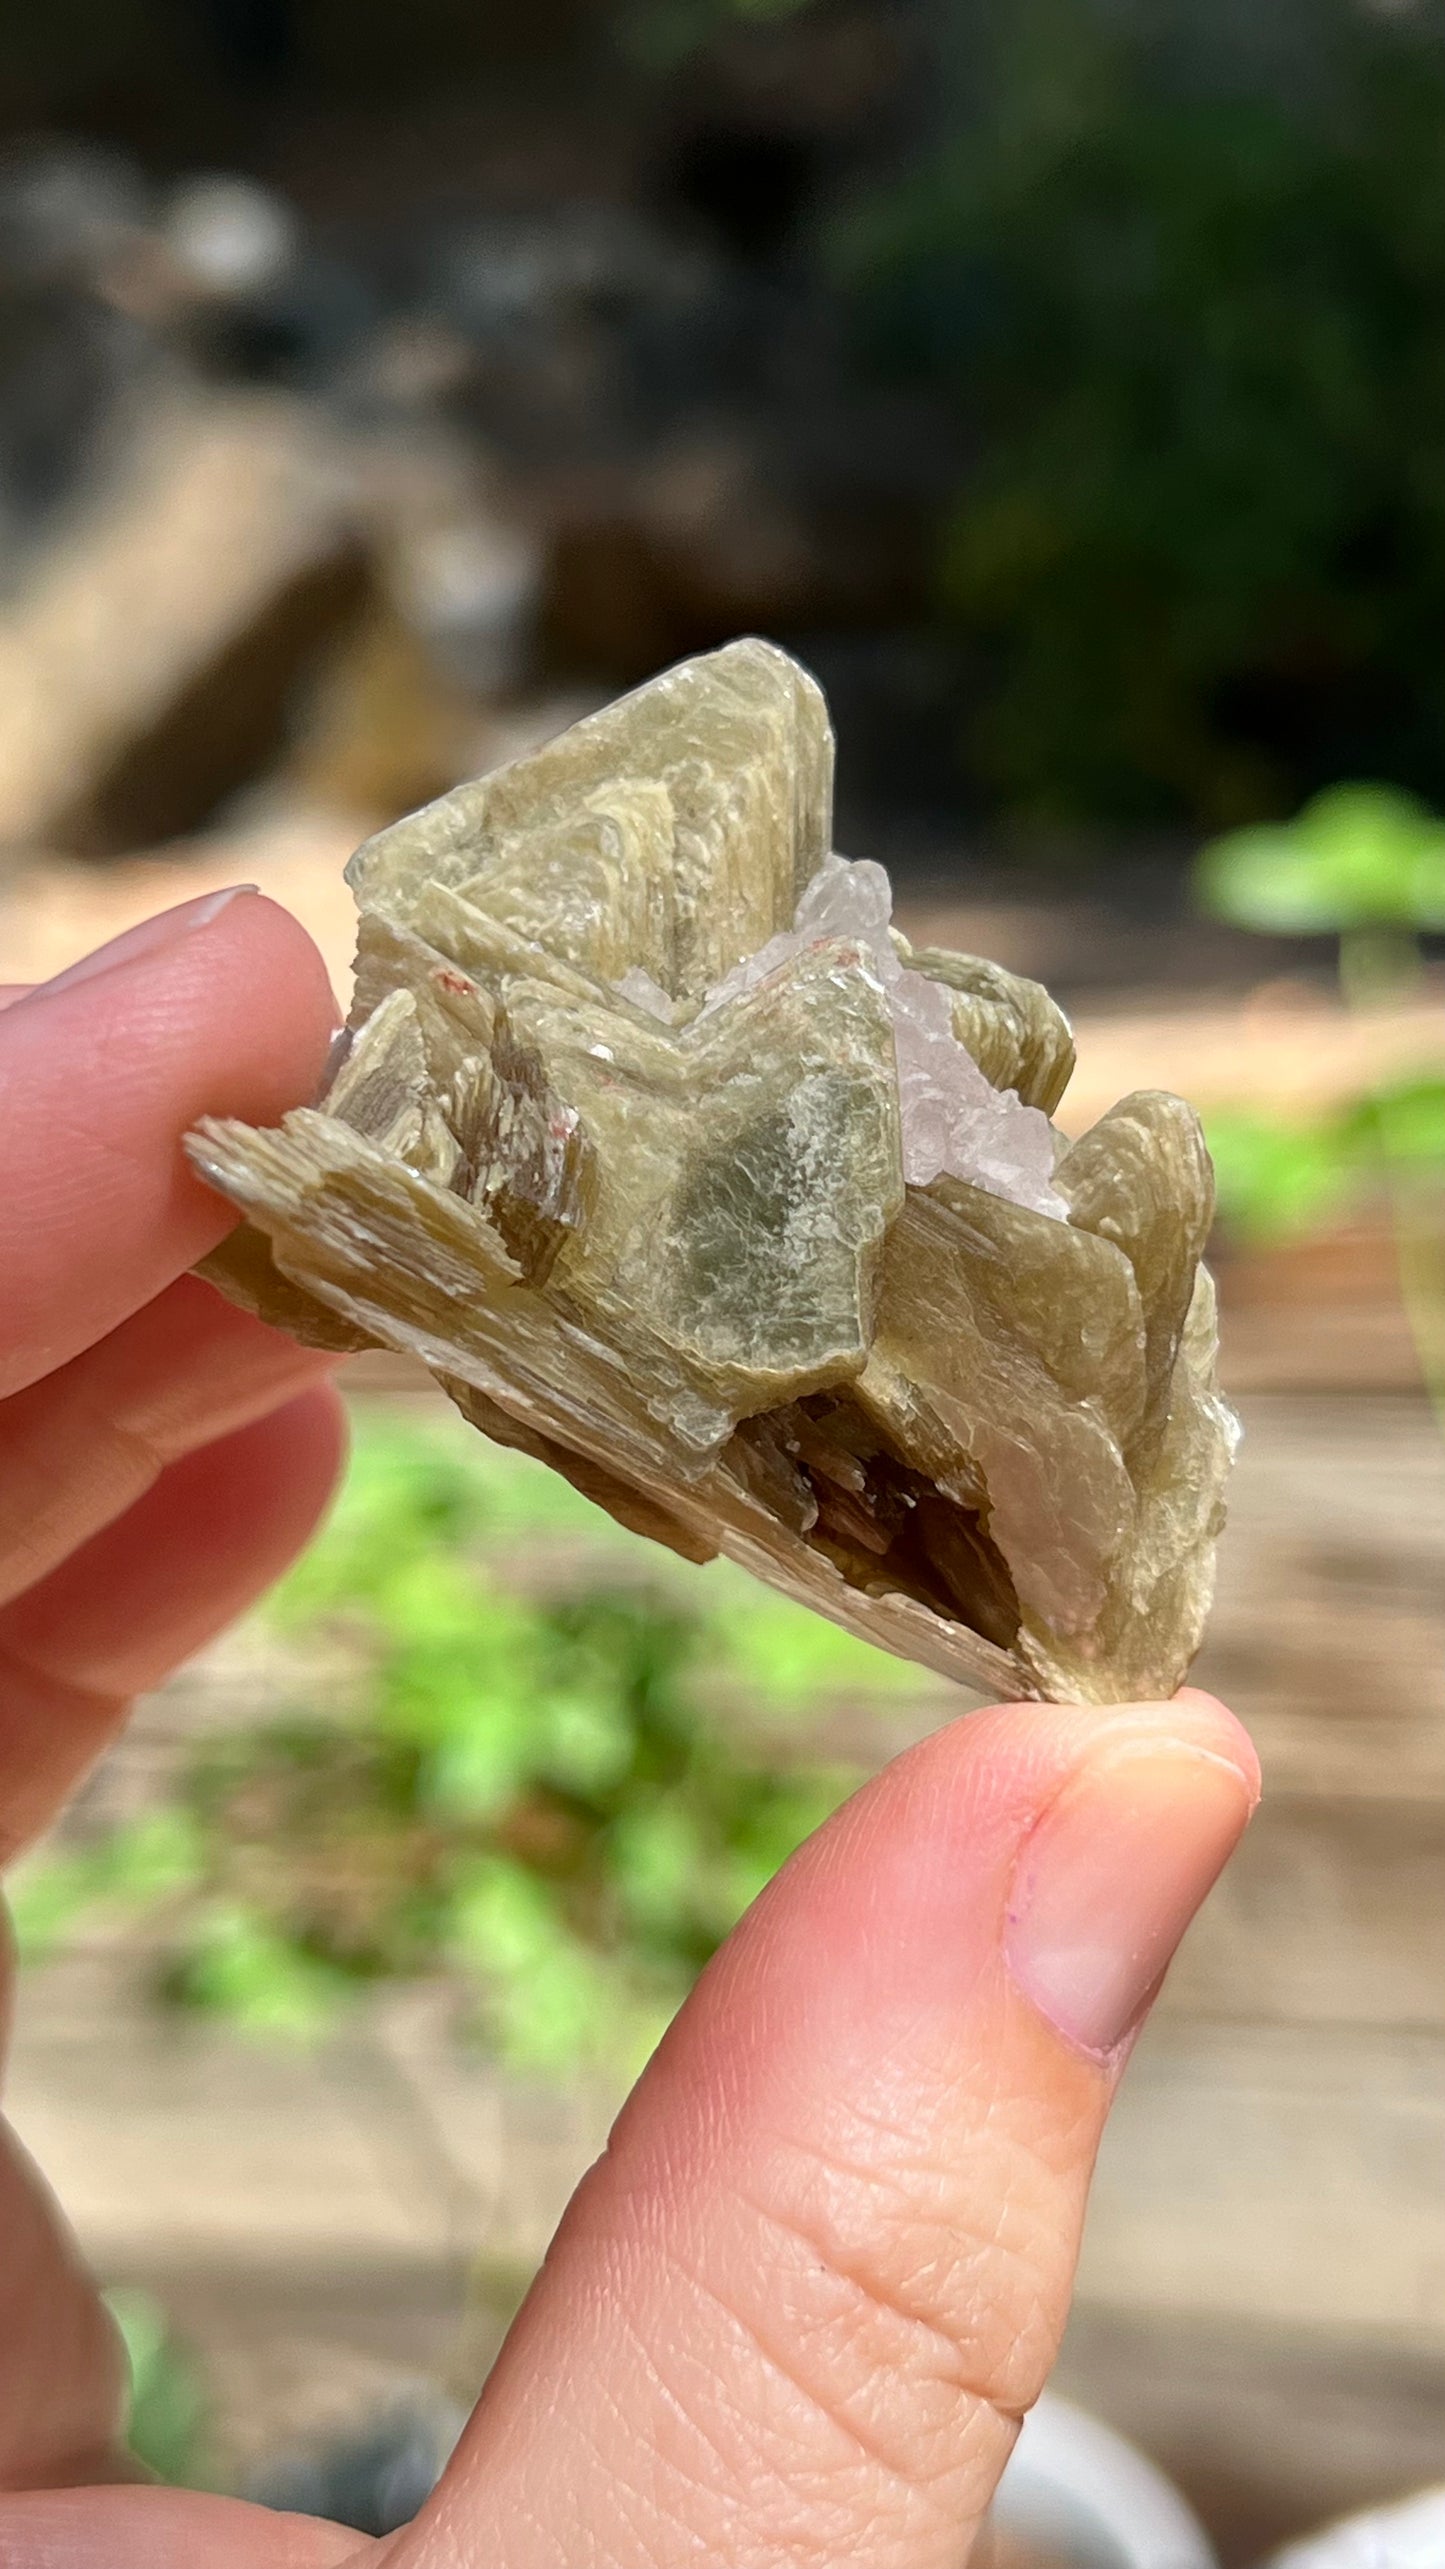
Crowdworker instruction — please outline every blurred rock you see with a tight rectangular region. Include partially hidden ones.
[273,423,542,813]
[0,391,369,853]
[180,245,379,395]
[0,697,604,997]
[280,608,494,820]
[539,419,935,679]
[0,144,161,571]
[162,174,299,305]
[344,315,479,418]
[391,514,539,694]
[99,167,377,394]
[351,427,540,698]
[539,439,810,675]
[0,140,149,291]
[432,204,718,467]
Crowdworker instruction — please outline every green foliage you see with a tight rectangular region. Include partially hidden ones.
[1206,1077,1445,1247]
[619,0,816,73]
[11,1809,205,1963]
[166,1908,358,2039]
[1200,787,1445,935]
[721,1584,923,1712]
[842,0,1445,822]
[1345,1075,1445,1173]
[1196,782,1445,1254]
[104,2288,213,2487]
[1195,767,1445,1457]
[1203,1107,1358,1248]
[22,1418,917,2071]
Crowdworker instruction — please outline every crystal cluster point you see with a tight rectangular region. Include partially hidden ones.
[188,639,1235,1703]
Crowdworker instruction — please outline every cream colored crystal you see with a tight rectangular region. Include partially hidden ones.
[188,638,1236,1703]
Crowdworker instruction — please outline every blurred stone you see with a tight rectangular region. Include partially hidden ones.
[423,199,947,676]
[346,318,479,415]
[0,807,368,995]
[0,391,369,853]
[0,145,160,570]
[0,141,149,290]
[117,166,379,393]
[389,515,539,695]
[348,426,540,694]
[189,640,1234,1703]
[161,176,299,305]
[540,438,815,677]
[280,610,495,824]
[274,425,543,819]
[539,426,930,681]
[0,283,154,575]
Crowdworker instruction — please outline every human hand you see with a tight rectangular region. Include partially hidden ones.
[0,887,1259,2568]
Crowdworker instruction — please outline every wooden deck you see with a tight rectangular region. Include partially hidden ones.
[1062,1387,1445,2553]
[10,1371,1445,2555]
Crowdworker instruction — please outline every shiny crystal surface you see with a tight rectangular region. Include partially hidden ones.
[188,638,1236,1702]
[698,854,1065,1215]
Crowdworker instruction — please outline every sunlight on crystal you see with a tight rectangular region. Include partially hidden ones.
[188,639,1233,1705]
[697,854,1065,1217]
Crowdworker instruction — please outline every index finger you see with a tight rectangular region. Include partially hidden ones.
[0,887,335,1398]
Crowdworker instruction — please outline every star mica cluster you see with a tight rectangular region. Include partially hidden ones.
[188,639,1236,1703]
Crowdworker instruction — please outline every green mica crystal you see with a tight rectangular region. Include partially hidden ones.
[189,639,1235,1703]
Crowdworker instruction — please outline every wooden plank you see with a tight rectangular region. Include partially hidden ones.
[0,394,365,854]
[9,1949,468,2271]
[1052,983,1445,1136]
[1159,1794,1445,2030]
[1195,1395,1445,1800]
[1079,2019,1445,2346]
[1216,1225,1425,1393]
[123,2249,488,2491]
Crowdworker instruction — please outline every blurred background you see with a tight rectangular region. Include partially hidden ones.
[0,0,1444,2559]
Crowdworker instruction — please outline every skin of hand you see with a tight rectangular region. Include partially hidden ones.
[0,886,1260,2569]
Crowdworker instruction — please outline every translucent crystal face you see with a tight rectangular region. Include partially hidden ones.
[698,853,1065,1217]
[187,639,1235,1704]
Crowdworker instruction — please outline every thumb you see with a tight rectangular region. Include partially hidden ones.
[392,1690,1257,2569]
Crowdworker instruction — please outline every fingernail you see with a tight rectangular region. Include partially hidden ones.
[1003,1742,1255,2057]
[31,884,260,999]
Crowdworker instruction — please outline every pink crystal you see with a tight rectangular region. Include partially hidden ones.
[699,855,1065,1217]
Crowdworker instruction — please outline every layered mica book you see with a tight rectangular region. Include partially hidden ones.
[189,640,1236,1704]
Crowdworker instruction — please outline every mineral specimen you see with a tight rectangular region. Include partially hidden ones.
[187,639,1236,1703]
